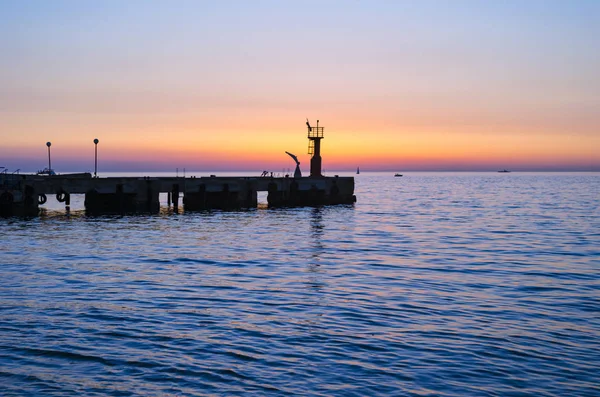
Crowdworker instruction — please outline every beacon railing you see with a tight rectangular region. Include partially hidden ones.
[307,126,324,138]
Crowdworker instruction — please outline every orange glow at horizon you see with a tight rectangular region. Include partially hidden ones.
[4,120,597,172]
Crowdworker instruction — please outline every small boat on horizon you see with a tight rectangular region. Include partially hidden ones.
[36,168,56,176]
[356,167,360,174]
[36,168,92,178]
[498,169,511,173]
[394,173,403,177]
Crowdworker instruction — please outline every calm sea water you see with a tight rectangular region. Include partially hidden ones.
[1,172,599,397]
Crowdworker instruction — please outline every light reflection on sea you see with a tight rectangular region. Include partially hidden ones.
[1,172,599,396]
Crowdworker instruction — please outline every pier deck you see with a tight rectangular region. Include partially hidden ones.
[1,173,356,216]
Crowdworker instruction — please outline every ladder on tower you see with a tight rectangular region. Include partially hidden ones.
[308,140,315,155]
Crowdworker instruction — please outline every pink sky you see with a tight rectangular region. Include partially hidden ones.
[1,1,598,172]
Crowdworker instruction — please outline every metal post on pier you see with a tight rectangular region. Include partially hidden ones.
[94,139,99,177]
[46,142,52,171]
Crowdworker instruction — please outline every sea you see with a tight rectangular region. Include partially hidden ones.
[1,172,599,397]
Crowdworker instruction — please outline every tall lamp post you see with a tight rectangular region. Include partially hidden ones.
[93,138,99,177]
[46,142,52,171]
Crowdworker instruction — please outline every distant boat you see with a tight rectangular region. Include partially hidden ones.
[35,169,92,178]
[498,169,511,173]
[394,173,403,177]
[36,168,56,176]
[356,167,360,174]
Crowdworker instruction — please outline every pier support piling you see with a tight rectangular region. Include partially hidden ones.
[172,184,179,213]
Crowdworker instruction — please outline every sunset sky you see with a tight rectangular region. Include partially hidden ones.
[1,1,598,172]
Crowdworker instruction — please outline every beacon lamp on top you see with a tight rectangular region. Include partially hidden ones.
[94,138,99,178]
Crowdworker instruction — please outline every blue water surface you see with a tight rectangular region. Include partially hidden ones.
[1,172,599,396]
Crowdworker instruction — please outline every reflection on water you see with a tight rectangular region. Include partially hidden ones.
[309,206,324,259]
[305,207,326,293]
[0,172,599,396]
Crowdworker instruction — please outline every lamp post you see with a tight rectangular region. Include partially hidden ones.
[46,142,52,171]
[93,138,99,177]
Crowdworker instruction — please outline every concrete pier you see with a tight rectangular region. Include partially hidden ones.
[0,173,355,216]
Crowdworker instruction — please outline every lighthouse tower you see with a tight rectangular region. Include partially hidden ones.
[306,119,324,177]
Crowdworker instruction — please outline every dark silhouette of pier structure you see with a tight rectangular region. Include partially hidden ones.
[0,121,356,216]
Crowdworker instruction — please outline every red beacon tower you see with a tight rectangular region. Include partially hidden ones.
[306,119,324,177]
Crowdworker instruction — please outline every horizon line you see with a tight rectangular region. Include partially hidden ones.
[6,169,599,174]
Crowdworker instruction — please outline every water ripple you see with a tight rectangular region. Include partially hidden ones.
[1,172,599,396]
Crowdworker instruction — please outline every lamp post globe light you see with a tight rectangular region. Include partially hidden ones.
[46,142,52,171]
[94,139,99,177]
